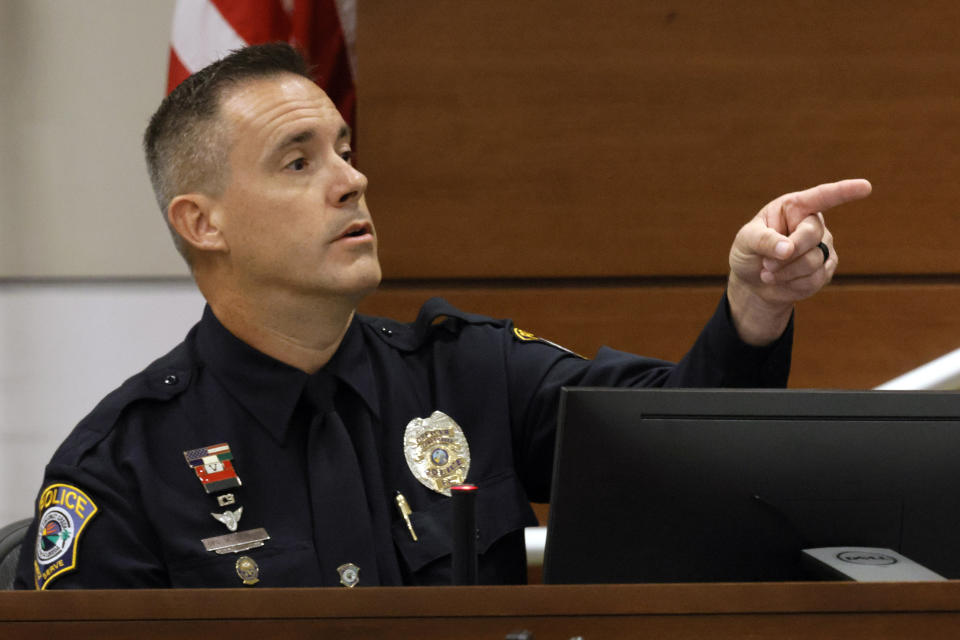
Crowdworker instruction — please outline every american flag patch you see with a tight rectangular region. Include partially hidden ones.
[183,443,241,494]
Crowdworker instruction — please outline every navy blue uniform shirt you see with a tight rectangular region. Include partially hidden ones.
[16,296,790,589]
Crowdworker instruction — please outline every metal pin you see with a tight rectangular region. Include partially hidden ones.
[395,492,418,541]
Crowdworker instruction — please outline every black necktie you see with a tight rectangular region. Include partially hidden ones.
[304,370,403,586]
[303,370,381,586]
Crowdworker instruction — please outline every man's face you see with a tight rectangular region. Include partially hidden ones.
[210,73,380,302]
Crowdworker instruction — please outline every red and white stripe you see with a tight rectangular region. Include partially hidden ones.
[166,0,356,127]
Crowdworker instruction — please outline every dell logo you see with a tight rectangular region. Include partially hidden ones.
[836,551,898,566]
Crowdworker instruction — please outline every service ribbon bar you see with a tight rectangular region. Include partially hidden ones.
[183,442,242,494]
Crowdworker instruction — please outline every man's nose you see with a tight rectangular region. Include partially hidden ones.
[333,163,368,206]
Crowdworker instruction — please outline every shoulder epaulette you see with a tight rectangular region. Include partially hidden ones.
[52,341,195,463]
[360,297,505,351]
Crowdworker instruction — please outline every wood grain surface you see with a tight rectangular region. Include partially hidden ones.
[359,1,960,279]
[5,582,960,639]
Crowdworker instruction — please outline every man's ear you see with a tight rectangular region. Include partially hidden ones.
[167,194,228,254]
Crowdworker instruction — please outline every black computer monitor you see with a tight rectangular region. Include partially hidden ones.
[542,388,960,584]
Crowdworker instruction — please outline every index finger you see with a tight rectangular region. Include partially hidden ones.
[781,178,872,227]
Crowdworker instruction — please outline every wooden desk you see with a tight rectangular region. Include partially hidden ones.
[3,582,960,639]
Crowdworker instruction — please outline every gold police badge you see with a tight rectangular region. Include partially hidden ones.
[403,411,471,497]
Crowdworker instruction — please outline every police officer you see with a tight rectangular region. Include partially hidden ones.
[16,43,870,589]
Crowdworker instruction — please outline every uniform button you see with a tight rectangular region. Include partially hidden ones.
[380,327,393,337]
[163,374,179,385]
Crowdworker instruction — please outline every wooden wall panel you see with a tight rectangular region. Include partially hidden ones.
[357,2,960,393]
[359,282,960,390]
[359,1,960,279]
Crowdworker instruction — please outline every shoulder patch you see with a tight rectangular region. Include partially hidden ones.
[513,327,540,342]
[512,327,586,359]
[33,483,99,590]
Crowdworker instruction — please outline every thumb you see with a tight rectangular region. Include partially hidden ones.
[739,219,794,261]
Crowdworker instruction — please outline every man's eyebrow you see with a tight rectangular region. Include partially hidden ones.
[270,125,352,157]
[271,130,315,157]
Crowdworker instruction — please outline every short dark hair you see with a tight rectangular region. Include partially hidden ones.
[143,43,312,261]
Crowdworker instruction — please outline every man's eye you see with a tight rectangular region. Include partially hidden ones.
[340,149,353,164]
[286,157,307,171]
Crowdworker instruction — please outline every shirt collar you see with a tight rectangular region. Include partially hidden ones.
[324,313,381,422]
[195,306,379,444]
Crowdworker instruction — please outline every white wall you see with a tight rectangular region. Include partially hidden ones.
[0,0,206,526]
[0,282,205,524]
[0,0,185,278]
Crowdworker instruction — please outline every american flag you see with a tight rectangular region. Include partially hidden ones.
[166,0,356,128]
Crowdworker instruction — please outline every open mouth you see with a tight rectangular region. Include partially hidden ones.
[339,222,372,239]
